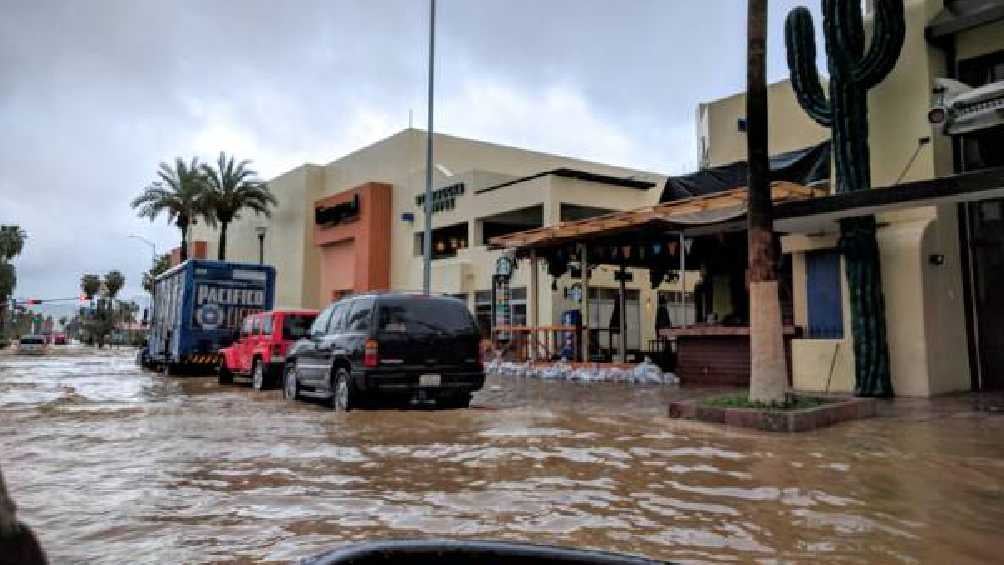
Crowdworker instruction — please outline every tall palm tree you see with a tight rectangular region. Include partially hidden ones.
[80,274,102,301]
[131,157,213,262]
[0,226,26,342]
[746,0,788,404]
[104,270,125,300]
[202,152,276,260]
[0,225,26,261]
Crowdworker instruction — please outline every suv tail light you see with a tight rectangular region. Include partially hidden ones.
[364,339,379,368]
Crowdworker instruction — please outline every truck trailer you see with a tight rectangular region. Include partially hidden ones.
[148,259,276,374]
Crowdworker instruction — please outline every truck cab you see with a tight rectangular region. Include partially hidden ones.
[219,309,318,389]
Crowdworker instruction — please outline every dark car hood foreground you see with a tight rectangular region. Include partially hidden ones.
[304,539,667,565]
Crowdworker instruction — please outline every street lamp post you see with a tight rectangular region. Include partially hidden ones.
[422,0,436,294]
[128,234,157,264]
[255,226,267,265]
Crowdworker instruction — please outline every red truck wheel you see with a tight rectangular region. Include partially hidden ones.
[218,361,233,385]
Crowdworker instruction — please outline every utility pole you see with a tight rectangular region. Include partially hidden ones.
[422,0,436,294]
[746,0,788,404]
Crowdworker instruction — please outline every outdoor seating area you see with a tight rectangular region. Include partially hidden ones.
[488,182,825,385]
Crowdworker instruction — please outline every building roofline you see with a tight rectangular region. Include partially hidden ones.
[270,128,668,183]
[476,168,656,195]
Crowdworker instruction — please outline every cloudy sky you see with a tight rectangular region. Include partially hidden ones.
[0,0,824,309]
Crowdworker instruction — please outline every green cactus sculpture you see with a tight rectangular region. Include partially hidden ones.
[785,0,905,397]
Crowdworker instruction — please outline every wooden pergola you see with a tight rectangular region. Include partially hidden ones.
[487,181,824,365]
[490,182,823,252]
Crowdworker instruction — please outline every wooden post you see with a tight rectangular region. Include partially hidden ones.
[747,0,788,404]
[579,243,590,363]
[679,232,688,329]
[529,250,539,360]
[618,266,628,363]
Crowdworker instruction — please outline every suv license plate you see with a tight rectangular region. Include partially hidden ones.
[419,374,441,387]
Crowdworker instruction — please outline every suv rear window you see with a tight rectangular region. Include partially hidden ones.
[283,314,316,340]
[20,336,44,345]
[376,297,477,335]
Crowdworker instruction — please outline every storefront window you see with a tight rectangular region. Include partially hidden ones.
[414,222,469,259]
[657,291,696,328]
[587,287,640,350]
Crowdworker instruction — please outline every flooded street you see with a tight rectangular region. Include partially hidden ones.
[2,348,1003,564]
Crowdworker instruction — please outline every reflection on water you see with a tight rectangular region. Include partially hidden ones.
[2,348,1003,563]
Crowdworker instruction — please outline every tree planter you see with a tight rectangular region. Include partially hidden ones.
[669,394,876,432]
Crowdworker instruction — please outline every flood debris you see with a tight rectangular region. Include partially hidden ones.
[487,356,678,385]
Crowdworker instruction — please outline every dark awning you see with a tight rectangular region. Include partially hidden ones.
[660,141,830,202]
[775,166,1004,233]
[926,0,1004,42]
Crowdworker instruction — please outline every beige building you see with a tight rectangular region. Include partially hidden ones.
[700,0,1004,395]
[192,129,698,356]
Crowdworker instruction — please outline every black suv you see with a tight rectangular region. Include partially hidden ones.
[283,292,485,410]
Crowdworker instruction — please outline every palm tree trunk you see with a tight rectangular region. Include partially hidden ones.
[178,220,189,262]
[218,222,228,261]
[746,0,787,404]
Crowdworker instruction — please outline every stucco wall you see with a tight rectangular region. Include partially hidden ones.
[700,79,830,168]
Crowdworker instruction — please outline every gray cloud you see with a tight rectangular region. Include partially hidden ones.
[0,0,824,303]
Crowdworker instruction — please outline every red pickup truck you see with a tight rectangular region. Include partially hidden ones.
[219,309,318,390]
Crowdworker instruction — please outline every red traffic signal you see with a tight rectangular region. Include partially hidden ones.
[26,299,42,305]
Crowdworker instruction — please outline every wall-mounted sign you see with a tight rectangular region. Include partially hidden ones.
[415,182,465,213]
[495,255,515,280]
[315,194,360,226]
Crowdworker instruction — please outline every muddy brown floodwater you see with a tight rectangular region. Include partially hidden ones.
[2,348,1003,564]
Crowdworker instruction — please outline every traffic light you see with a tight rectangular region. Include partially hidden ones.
[26,299,42,305]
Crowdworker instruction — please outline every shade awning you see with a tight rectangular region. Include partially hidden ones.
[489,182,823,252]
[926,0,1004,41]
[775,167,1004,233]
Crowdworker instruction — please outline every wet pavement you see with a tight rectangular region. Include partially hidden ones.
[2,348,1003,564]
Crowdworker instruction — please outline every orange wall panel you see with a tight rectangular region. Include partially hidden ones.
[314,182,392,305]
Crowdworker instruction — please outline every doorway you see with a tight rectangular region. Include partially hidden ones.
[965,199,1004,390]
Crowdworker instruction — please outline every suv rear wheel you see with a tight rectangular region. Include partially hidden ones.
[440,392,472,409]
[332,367,358,411]
[283,364,301,401]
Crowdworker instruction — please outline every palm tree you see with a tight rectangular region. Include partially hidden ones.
[104,270,125,300]
[80,274,102,301]
[131,157,213,262]
[202,152,277,260]
[746,0,788,404]
[143,253,172,294]
[0,226,26,343]
[0,225,26,261]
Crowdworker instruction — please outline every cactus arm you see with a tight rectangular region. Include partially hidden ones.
[823,0,859,79]
[785,7,833,127]
[853,0,906,89]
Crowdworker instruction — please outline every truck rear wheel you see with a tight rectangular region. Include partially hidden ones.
[218,362,233,385]
[252,360,265,391]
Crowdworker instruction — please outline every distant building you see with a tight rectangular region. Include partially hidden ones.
[191,129,695,351]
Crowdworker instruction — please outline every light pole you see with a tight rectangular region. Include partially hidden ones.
[255,226,267,264]
[128,234,157,264]
[422,0,436,294]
